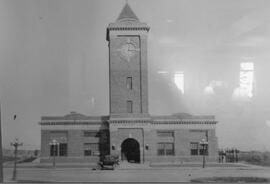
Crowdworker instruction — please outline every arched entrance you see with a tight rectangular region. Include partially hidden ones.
[121,138,140,163]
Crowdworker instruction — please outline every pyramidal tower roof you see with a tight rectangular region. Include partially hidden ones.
[116,3,139,22]
[107,2,150,39]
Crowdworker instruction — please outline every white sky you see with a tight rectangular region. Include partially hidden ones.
[0,0,270,151]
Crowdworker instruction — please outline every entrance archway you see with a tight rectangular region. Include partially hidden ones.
[121,138,140,163]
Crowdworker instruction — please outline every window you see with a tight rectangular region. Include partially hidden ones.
[157,143,165,155]
[157,143,174,156]
[50,143,67,157]
[190,142,208,156]
[84,143,100,156]
[50,145,58,156]
[127,77,132,89]
[157,131,174,137]
[127,100,133,113]
[84,131,100,137]
[59,143,67,156]
[190,142,198,155]
[199,144,208,156]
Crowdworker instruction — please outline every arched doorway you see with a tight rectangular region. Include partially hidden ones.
[121,138,140,163]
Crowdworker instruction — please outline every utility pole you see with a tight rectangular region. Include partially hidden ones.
[0,103,3,183]
[10,138,23,181]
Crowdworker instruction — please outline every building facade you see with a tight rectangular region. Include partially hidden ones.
[39,3,218,163]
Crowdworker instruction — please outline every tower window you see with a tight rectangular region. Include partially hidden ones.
[127,77,132,89]
[127,100,133,113]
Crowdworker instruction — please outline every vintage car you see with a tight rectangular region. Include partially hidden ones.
[98,155,119,170]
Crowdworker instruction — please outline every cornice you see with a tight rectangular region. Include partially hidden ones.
[39,121,104,126]
[152,120,218,125]
[107,22,150,32]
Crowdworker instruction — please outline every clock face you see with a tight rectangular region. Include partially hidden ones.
[118,39,140,62]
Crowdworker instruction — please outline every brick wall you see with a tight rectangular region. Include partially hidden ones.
[40,129,109,163]
[109,126,218,163]
[109,31,149,114]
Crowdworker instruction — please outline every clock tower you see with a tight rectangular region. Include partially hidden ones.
[107,3,150,117]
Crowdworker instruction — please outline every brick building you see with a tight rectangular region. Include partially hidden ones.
[39,3,218,163]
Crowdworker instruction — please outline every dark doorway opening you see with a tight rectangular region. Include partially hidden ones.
[121,138,140,163]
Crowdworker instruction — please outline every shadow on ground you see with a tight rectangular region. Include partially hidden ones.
[191,177,270,183]
[15,180,52,183]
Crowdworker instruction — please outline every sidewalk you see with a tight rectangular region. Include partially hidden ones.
[4,162,97,169]
[4,160,256,170]
[150,162,251,168]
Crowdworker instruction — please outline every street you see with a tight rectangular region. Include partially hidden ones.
[3,164,270,183]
